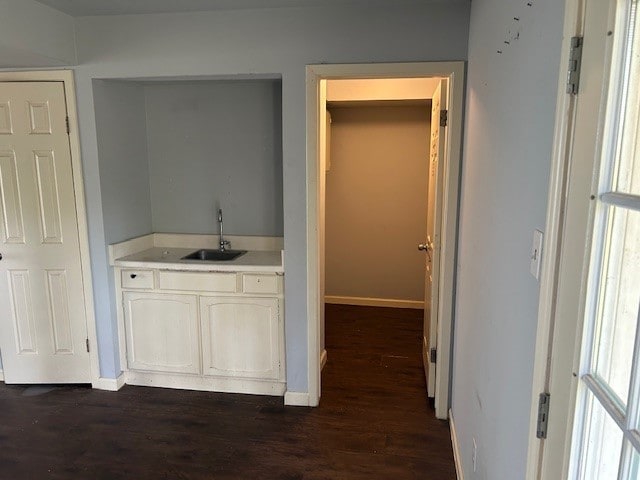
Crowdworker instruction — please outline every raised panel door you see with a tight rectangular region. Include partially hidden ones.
[200,296,280,380]
[0,82,89,383]
[124,292,200,375]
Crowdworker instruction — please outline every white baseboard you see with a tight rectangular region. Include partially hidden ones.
[284,391,311,406]
[92,372,126,392]
[450,409,465,480]
[325,295,424,309]
[320,349,328,370]
[0,370,4,382]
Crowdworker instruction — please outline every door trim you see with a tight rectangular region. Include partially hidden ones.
[524,0,588,477]
[304,62,465,418]
[0,70,100,387]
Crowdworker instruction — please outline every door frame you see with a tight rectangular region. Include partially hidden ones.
[524,0,604,476]
[304,62,465,418]
[0,70,100,388]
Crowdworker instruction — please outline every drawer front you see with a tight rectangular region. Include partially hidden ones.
[122,270,154,289]
[242,274,280,295]
[158,271,237,293]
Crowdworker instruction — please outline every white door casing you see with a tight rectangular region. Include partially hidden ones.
[0,81,90,383]
[306,62,465,418]
[423,79,448,398]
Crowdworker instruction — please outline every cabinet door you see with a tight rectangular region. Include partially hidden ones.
[123,292,200,374]
[200,296,280,380]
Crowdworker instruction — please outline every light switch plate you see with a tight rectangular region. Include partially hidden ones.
[530,229,544,280]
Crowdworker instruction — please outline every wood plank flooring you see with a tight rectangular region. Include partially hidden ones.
[0,304,455,479]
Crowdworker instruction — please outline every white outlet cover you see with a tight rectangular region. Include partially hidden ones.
[530,229,544,280]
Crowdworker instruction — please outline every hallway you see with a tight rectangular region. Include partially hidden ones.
[321,304,455,478]
[0,305,455,479]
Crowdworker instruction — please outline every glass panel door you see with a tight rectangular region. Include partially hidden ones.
[570,0,640,478]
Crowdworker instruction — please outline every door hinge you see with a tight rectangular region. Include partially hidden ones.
[536,392,551,439]
[85,338,90,353]
[65,116,70,134]
[430,347,437,364]
[439,109,448,127]
[566,36,583,95]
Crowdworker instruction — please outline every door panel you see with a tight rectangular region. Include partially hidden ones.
[0,150,25,243]
[423,79,447,398]
[34,150,63,243]
[46,270,74,354]
[8,269,37,354]
[0,82,89,383]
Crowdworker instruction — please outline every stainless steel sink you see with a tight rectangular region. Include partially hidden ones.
[181,249,247,261]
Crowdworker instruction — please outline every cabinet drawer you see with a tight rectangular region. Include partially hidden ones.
[121,270,154,289]
[158,271,237,293]
[242,274,280,294]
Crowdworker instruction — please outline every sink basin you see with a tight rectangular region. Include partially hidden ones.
[181,249,247,261]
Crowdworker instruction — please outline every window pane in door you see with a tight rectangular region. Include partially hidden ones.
[624,444,640,480]
[579,391,624,480]
[614,2,640,195]
[593,207,640,405]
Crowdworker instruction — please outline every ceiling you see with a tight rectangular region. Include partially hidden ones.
[35,0,459,17]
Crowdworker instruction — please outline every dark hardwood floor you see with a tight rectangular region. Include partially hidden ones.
[0,304,455,479]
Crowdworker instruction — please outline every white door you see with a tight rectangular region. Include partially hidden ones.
[0,81,90,383]
[564,0,640,476]
[537,0,640,476]
[422,79,447,398]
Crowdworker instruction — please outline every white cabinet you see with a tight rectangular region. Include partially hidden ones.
[158,270,236,293]
[116,269,285,396]
[123,292,200,374]
[200,296,281,380]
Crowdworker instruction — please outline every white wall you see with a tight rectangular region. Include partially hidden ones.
[71,4,470,389]
[452,0,565,478]
[0,0,76,67]
[145,80,283,236]
[325,105,429,303]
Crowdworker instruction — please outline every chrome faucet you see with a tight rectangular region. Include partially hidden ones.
[218,209,230,251]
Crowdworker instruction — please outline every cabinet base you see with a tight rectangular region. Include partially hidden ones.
[125,370,286,396]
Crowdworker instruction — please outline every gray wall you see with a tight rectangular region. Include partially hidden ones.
[0,0,76,67]
[94,80,153,245]
[145,81,283,235]
[72,4,470,389]
[325,105,429,302]
[452,0,565,478]
[93,80,153,375]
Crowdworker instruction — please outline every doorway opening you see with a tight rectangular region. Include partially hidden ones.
[305,63,465,419]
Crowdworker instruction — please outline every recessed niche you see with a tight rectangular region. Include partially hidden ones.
[93,77,283,244]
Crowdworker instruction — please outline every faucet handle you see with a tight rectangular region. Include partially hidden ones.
[218,209,223,222]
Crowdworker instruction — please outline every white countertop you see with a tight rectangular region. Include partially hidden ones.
[114,247,284,273]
